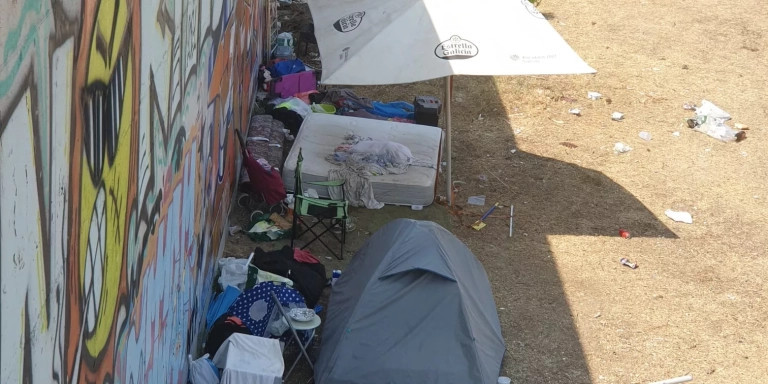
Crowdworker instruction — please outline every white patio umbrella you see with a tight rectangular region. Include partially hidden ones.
[307,0,595,203]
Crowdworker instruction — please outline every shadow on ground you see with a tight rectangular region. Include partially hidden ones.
[223,5,677,381]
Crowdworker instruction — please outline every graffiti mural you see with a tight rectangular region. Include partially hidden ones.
[0,0,267,382]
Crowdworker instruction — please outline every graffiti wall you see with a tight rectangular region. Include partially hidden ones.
[0,0,267,382]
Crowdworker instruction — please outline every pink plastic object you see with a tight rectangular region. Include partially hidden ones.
[271,71,316,98]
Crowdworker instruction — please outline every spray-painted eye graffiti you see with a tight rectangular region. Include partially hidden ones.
[0,0,267,382]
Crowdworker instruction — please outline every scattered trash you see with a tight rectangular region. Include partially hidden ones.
[551,118,565,124]
[510,149,518,154]
[467,195,487,206]
[593,312,602,318]
[228,225,242,235]
[734,122,748,130]
[569,108,582,116]
[218,254,254,291]
[497,377,512,384]
[269,213,292,230]
[513,128,523,135]
[472,203,499,231]
[619,229,631,239]
[683,102,697,110]
[639,131,652,141]
[620,257,638,269]
[588,91,602,100]
[614,142,633,154]
[665,209,693,224]
[305,188,319,198]
[331,269,342,286]
[649,375,693,384]
[611,112,625,121]
[478,114,485,120]
[560,142,578,149]
[508,205,514,238]
[688,99,746,142]
[673,131,681,137]
[411,205,424,211]
[478,174,488,183]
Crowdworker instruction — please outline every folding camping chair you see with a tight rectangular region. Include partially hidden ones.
[269,291,318,381]
[291,148,348,260]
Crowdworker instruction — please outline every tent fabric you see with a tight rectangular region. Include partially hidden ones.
[307,0,595,85]
[314,219,505,384]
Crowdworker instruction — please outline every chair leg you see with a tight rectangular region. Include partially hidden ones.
[290,209,299,249]
[338,219,346,260]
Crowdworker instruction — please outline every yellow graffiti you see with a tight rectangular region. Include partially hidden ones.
[78,0,134,357]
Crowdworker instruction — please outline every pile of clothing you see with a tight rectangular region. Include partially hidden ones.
[322,134,435,209]
[204,246,327,358]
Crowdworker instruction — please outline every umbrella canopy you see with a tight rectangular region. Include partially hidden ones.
[308,0,595,85]
[308,0,595,203]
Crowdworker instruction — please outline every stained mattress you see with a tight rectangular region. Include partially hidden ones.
[282,113,443,207]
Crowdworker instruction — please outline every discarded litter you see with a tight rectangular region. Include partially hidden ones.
[569,108,582,116]
[472,203,499,231]
[665,209,693,224]
[649,375,693,384]
[510,149,518,154]
[682,102,697,110]
[228,226,242,235]
[611,112,625,121]
[734,122,748,130]
[673,131,681,137]
[467,195,486,206]
[331,269,342,286]
[497,377,512,384]
[588,91,602,100]
[688,99,746,142]
[639,131,652,141]
[614,142,633,154]
[619,229,631,239]
[620,257,638,269]
[478,174,488,183]
[411,205,424,211]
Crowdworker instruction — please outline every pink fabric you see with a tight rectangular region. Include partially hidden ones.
[293,248,320,264]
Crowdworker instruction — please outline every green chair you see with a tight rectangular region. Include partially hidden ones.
[291,148,349,260]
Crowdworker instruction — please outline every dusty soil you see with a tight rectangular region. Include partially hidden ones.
[225,0,768,383]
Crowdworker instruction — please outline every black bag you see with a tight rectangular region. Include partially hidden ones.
[204,315,251,357]
[251,246,326,307]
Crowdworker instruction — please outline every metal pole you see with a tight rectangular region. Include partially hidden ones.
[444,76,453,204]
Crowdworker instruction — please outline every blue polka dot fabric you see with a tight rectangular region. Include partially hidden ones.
[228,282,311,344]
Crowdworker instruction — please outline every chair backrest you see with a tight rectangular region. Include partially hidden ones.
[294,148,304,196]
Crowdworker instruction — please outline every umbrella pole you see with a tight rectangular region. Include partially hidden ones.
[444,76,453,205]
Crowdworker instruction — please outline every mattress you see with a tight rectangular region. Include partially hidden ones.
[282,113,443,207]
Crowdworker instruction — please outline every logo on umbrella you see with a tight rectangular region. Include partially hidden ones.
[435,36,479,60]
[334,11,366,32]
[522,0,545,19]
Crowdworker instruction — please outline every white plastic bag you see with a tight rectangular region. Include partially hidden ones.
[692,100,743,142]
[188,354,220,384]
[218,257,250,291]
[272,97,312,118]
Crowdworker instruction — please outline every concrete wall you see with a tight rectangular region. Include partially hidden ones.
[0,0,267,382]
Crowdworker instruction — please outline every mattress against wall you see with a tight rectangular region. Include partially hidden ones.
[282,113,443,207]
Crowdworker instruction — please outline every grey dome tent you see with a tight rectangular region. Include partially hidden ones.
[314,219,505,384]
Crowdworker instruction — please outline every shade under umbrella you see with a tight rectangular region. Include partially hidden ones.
[308,0,595,201]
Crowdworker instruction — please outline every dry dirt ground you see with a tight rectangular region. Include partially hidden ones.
[224,0,768,383]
